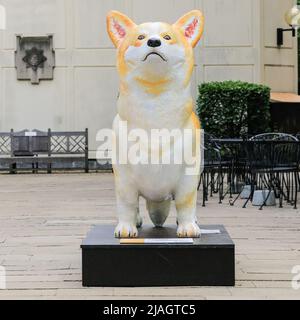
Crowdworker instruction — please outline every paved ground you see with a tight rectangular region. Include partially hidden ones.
[0,173,299,300]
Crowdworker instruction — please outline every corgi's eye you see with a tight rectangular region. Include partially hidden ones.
[163,35,171,40]
[137,35,145,40]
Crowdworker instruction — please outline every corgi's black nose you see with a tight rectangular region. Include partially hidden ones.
[147,38,161,47]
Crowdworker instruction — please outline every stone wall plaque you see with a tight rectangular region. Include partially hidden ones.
[15,35,55,84]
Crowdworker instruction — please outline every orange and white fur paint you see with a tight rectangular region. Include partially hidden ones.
[107,10,204,238]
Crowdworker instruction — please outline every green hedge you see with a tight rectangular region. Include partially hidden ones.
[196,81,271,138]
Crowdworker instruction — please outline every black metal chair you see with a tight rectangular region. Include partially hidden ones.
[250,133,299,209]
[243,140,276,209]
[295,133,300,190]
[217,139,248,203]
[228,133,299,210]
[200,137,249,205]
[198,133,222,206]
[272,141,299,209]
[242,139,299,210]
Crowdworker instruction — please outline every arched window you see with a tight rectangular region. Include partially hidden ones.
[0,5,6,30]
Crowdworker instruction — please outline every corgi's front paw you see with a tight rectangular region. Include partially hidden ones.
[114,223,138,238]
[177,222,201,238]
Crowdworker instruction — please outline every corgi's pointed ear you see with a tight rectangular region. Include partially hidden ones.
[107,11,136,48]
[174,10,204,48]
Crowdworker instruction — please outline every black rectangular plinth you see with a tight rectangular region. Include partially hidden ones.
[81,225,235,287]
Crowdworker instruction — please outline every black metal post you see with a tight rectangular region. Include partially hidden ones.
[47,128,52,174]
[277,28,283,46]
[277,27,296,47]
[9,129,15,174]
[85,128,89,173]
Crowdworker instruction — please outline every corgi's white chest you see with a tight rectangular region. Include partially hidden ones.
[118,86,192,130]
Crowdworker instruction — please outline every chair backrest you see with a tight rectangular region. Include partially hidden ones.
[11,129,32,156]
[248,134,299,170]
[11,129,49,156]
[246,140,274,170]
[273,141,299,168]
[203,133,221,165]
[250,132,298,141]
[49,130,88,155]
[31,129,49,154]
[246,140,299,170]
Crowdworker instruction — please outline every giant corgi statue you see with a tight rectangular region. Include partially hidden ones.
[107,10,204,238]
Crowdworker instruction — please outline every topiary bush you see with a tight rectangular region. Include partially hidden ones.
[196,81,271,138]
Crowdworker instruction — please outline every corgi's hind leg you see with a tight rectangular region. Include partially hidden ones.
[136,208,143,228]
[146,199,171,227]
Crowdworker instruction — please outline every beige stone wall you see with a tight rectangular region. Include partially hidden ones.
[262,0,298,93]
[0,0,297,156]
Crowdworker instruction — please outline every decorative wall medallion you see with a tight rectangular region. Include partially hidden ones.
[15,35,55,84]
[23,47,47,72]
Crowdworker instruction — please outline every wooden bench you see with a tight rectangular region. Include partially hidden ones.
[0,129,89,173]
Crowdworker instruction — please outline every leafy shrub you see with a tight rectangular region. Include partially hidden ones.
[196,81,271,138]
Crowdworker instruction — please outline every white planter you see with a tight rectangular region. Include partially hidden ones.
[252,190,276,206]
[240,185,252,199]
